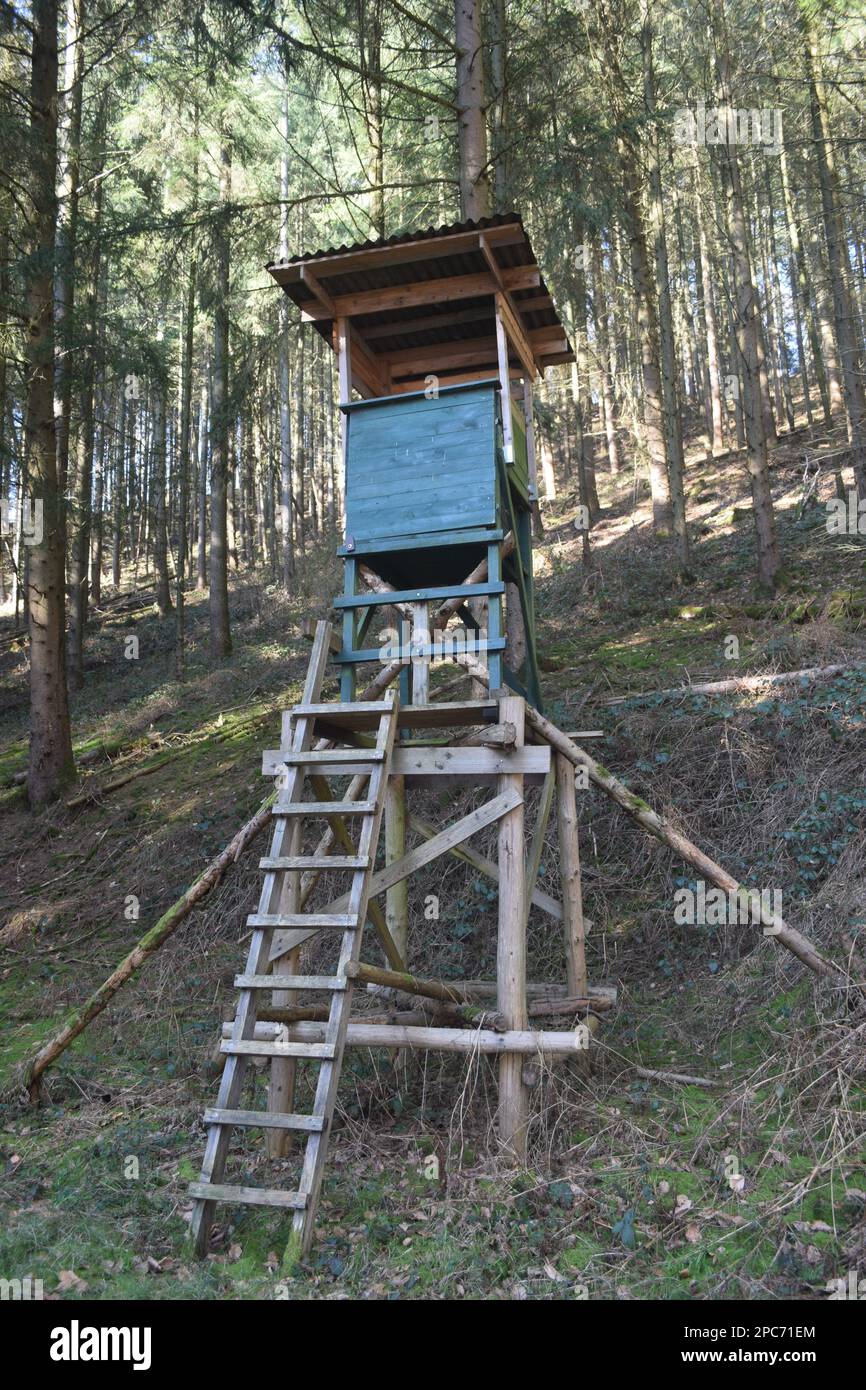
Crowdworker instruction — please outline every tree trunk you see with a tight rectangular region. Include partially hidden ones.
[152,335,172,616]
[176,255,196,676]
[67,165,102,687]
[488,0,508,209]
[713,3,780,590]
[641,3,690,576]
[589,235,621,475]
[805,22,866,492]
[53,0,84,500]
[693,159,725,453]
[209,139,232,661]
[455,0,491,219]
[621,140,673,535]
[196,377,208,590]
[25,0,76,806]
[278,90,295,585]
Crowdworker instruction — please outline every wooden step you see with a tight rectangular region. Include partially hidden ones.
[235,973,347,991]
[273,800,376,817]
[277,749,384,765]
[203,1107,325,1133]
[290,701,392,719]
[247,913,358,931]
[189,1182,307,1210]
[220,1039,338,1060]
[259,855,369,871]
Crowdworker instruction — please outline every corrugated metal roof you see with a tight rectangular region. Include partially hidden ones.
[267,212,526,269]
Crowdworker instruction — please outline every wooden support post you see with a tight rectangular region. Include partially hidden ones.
[497,695,528,1158]
[268,820,299,1158]
[411,600,430,705]
[385,774,408,962]
[525,767,555,919]
[340,557,358,702]
[523,379,538,501]
[494,301,515,464]
[555,753,587,998]
[486,543,503,693]
[335,317,351,419]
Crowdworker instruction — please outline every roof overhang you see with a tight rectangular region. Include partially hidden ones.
[266,213,574,395]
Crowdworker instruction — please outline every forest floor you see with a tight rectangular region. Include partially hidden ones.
[1,412,865,1301]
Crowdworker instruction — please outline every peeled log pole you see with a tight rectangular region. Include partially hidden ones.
[16,790,278,1100]
[604,663,855,705]
[221,1021,589,1055]
[345,959,469,1004]
[524,705,846,984]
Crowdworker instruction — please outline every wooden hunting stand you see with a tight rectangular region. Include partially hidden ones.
[189,217,614,1261]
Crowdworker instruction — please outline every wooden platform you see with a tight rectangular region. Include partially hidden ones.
[191,623,611,1264]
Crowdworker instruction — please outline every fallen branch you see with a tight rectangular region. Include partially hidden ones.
[13,789,277,1101]
[604,663,857,705]
[65,750,182,808]
[634,1065,719,1089]
[524,704,848,984]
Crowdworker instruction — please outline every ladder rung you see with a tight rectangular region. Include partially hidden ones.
[235,973,347,991]
[277,749,385,765]
[273,801,376,817]
[189,1182,307,1210]
[247,913,358,930]
[259,855,369,871]
[203,1107,325,1132]
[221,1040,337,1060]
[291,701,392,717]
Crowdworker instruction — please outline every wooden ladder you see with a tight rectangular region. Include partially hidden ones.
[189,632,400,1261]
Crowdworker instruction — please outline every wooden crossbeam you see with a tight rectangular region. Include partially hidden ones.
[390,368,524,394]
[393,746,548,776]
[263,747,549,779]
[495,290,539,380]
[300,264,337,318]
[361,302,492,341]
[233,1021,591,1055]
[270,787,523,955]
[297,267,540,323]
[406,811,596,930]
[381,335,503,375]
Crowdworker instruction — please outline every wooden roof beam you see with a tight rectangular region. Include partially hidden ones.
[528,327,570,356]
[478,231,505,289]
[495,291,539,380]
[298,267,541,323]
[389,369,521,394]
[382,332,516,376]
[481,232,542,377]
[361,302,492,341]
[514,292,556,313]
[299,264,338,318]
